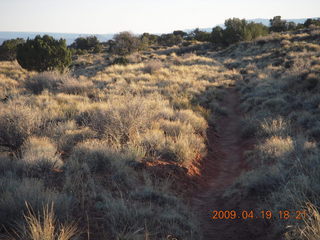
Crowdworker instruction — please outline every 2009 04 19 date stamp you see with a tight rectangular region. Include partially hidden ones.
[210,210,307,220]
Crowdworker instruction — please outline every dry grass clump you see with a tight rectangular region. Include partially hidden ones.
[260,117,290,137]
[58,76,94,95]
[80,94,168,144]
[25,72,68,94]
[0,103,42,151]
[174,109,208,136]
[285,203,320,240]
[57,127,96,154]
[143,60,163,74]
[13,204,77,240]
[25,71,94,96]
[21,137,63,170]
[76,94,206,166]
[259,136,293,159]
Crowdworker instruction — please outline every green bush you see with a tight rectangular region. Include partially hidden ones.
[189,28,211,42]
[17,35,71,72]
[140,32,159,48]
[0,38,25,61]
[304,18,320,28]
[211,26,224,45]
[70,36,102,53]
[158,33,183,46]
[210,18,268,46]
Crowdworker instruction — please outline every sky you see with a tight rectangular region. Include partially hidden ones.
[0,0,319,34]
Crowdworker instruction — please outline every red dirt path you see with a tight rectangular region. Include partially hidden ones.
[192,87,271,240]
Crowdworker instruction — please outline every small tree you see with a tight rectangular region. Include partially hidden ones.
[173,30,187,38]
[270,16,287,32]
[17,35,71,72]
[71,36,101,53]
[189,28,211,42]
[223,18,247,45]
[0,38,25,61]
[140,33,159,48]
[158,33,183,46]
[304,18,320,28]
[244,22,269,41]
[210,26,224,45]
[109,32,142,56]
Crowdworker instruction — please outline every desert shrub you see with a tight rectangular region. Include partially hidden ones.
[188,28,210,42]
[138,129,166,157]
[58,76,94,95]
[262,97,286,113]
[174,109,208,136]
[57,127,95,154]
[140,32,159,47]
[143,60,163,74]
[109,32,142,56]
[81,94,167,145]
[25,71,76,94]
[0,177,72,229]
[63,159,97,212]
[0,104,42,151]
[245,22,269,41]
[259,117,290,137]
[304,18,320,28]
[223,18,248,45]
[158,33,183,46]
[210,18,268,46]
[0,156,24,178]
[0,38,25,61]
[69,140,115,173]
[302,73,320,91]
[111,56,129,65]
[96,189,200,239]
[158,119,194,138]
[163,133,205,165]
[270,16,288,32]
[17,35,71,72]
[211,26,224,45]
[240,115,259,138]
[70,36,101,53]
[21,136,63,172]
[25,71,60,94]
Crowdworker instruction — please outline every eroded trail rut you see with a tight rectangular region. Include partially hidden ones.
[192,87,260,240]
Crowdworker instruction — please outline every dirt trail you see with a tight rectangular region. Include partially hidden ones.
[192,87,265,240]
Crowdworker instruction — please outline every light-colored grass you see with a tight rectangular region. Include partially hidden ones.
[16,203,77,240]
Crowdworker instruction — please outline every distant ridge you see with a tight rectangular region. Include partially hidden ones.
[0,32,114,45]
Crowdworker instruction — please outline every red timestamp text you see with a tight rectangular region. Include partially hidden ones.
[210,210,307,220]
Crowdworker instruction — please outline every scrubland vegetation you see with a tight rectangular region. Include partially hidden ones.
[222,27,320,239]
[0,39,236,239]
[0,16,320,239]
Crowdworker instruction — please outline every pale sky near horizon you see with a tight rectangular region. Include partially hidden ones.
[1,0,319,34]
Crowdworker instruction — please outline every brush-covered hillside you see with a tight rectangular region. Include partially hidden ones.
[0,24,320,240]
